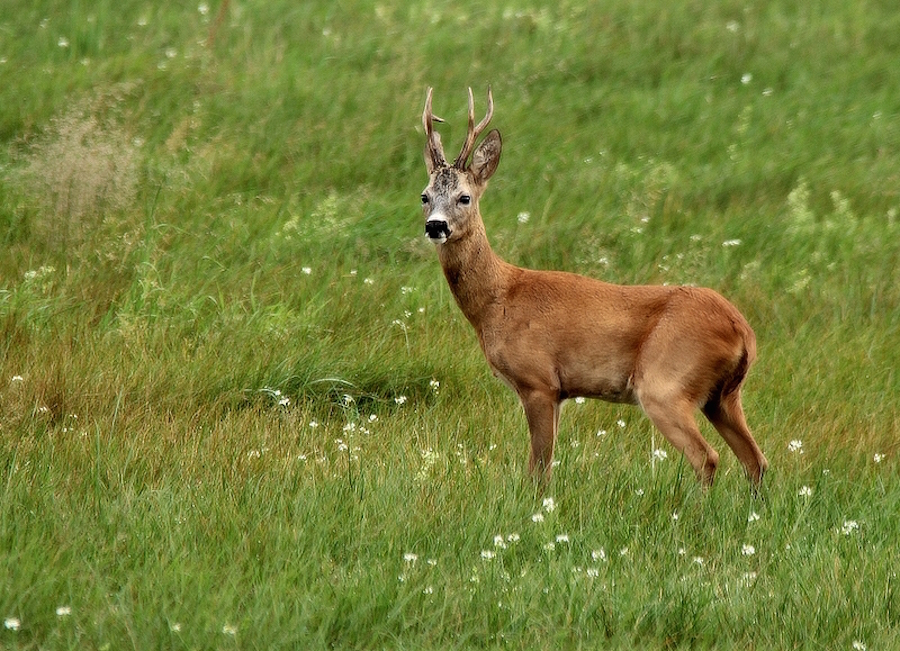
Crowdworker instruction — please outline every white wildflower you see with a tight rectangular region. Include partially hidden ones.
[403,553,418,563]
[798,485,813,497]
[415,448,439,482]
[739,571,758,587]
[542,497,556,512]
[841,520,860,536]
[741,544,755,556]
[788,439,804,453]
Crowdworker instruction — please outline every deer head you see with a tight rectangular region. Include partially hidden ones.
[421,87,502,244]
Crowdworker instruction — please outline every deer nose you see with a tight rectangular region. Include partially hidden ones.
[425,217,451,242]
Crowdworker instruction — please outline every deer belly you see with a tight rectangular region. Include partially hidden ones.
[559,369,639,405]
[485,349,637,406]
[570,383,638,405]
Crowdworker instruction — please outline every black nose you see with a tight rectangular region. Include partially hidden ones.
[425,220,451,240]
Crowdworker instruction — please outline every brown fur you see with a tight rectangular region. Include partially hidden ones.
[421,88,768,488]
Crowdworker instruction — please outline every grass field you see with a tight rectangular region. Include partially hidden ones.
[1,0,899,648]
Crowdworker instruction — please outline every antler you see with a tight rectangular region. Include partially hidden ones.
[422,87,446,170]
[453,86,494,169]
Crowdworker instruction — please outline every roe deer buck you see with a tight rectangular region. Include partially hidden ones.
[420,87,768,488]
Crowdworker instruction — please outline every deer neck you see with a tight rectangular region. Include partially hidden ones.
[437,217,510,330]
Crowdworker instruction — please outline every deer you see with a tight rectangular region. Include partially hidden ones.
[420,87,769,489]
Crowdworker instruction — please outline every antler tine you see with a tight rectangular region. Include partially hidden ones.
[423,87,447,169]
[474,85,494,134]
[454,86,494,169]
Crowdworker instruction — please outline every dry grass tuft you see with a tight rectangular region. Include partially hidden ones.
[18,100,140,246]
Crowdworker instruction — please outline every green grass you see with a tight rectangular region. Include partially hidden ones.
[1,0,899,648]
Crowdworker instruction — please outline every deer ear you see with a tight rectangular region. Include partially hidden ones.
[471,129,501,184]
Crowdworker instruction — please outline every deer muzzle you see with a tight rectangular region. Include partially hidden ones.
[425,215,451,243]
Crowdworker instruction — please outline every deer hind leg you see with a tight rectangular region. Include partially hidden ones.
[638,390,719,486]
[702,389,768,487]
[519,388,561,481]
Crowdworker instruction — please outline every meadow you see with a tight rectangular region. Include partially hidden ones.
[1,0,898,648]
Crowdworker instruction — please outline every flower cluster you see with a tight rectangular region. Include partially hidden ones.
[531,497,556,523]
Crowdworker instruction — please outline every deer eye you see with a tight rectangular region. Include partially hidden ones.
[459,195,471,205]
[421,194,429,204]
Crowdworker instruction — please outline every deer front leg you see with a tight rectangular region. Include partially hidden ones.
[519,389,561,481]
